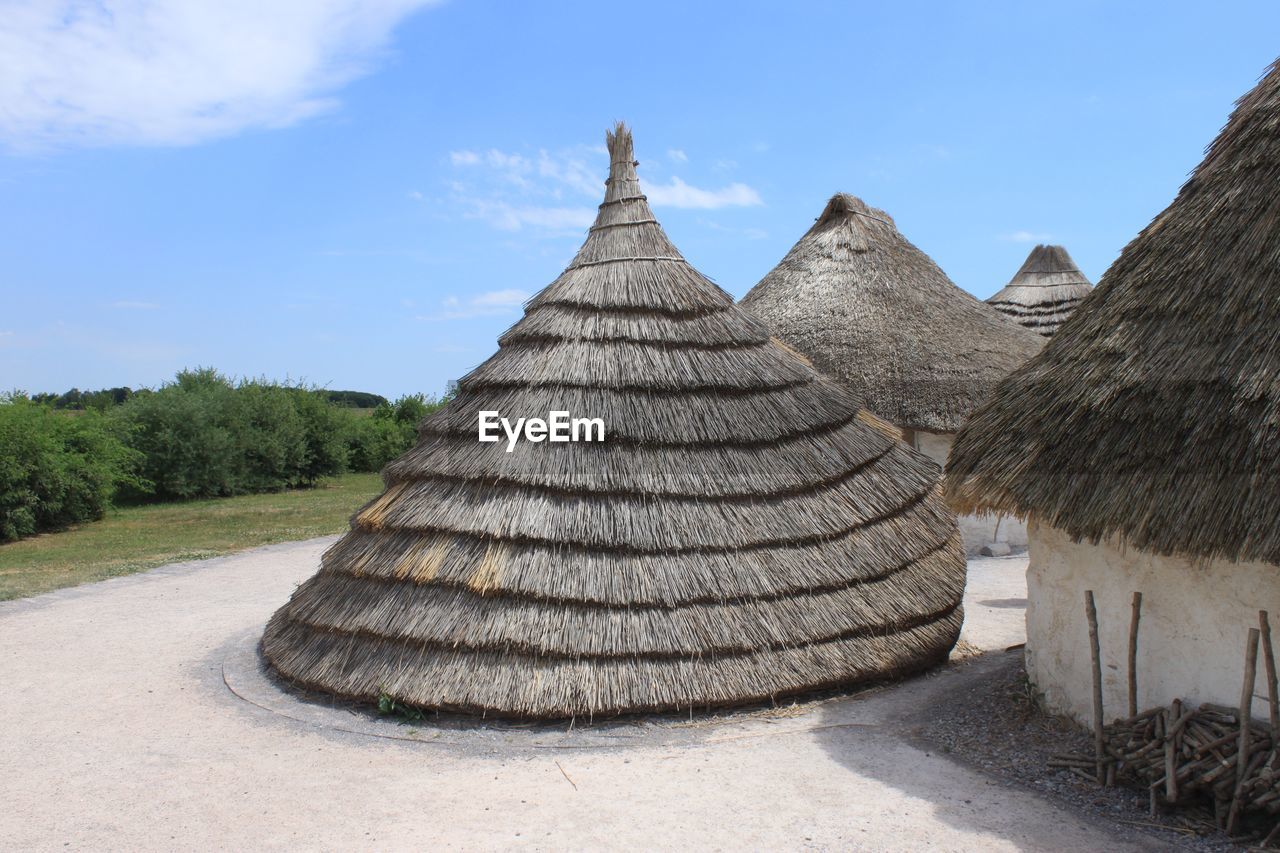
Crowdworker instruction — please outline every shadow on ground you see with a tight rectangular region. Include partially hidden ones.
[811,650,1205,851]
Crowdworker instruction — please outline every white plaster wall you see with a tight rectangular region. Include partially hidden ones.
[958,511,1029,556]
[913,430,954,468]
[910,430,1029,555]
[1026,523,1280,725]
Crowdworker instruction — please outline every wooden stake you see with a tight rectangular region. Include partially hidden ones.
[1261,611,1279,751]
[1128,591,1143,718]
[1165,699,1180,804]
[1227,627,1260,836]
[1086,589,1106,784]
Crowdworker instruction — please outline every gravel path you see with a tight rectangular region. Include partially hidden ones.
[913,652,1244,851]
[1,540,1165,850]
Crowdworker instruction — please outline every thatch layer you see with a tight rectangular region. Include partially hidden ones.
[986,244,1094,337]
[947,59,1280,567]
[740,194,1044,432]
[263,125,964,718]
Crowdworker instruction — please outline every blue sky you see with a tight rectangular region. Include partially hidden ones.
[2,1,1278,399]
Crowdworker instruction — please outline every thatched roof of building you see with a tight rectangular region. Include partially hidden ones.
[740,194,1044,434]
[261,125,965,718]
[987,244,1094,337]
[947,59,1280,567]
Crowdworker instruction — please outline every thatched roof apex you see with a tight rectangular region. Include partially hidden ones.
[814,192,896,236]
[263,124,964,718]
[987,245,1095,338]
[1005,244,1091,288]
[947,59,1280,566]
[740,193,1044,433]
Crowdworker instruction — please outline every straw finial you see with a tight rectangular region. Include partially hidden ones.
[603,122,640,192]
[606,121,635,165]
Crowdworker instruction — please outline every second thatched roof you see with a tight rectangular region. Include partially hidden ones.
[987,244,1094,337]
[261,126,965,719]
[947,58,1280,567]
[740,194,1044,434]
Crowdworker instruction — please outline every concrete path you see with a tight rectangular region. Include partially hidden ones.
[0,540,1159,851]
[961,553,1034,653]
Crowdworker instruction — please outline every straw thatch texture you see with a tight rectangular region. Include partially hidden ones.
[947,59,1280,567]
[739,194,1044,433]
[987,244,1094,337]
[261,125,965,718]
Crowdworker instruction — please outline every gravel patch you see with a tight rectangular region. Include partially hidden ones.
[912,649,1248,852]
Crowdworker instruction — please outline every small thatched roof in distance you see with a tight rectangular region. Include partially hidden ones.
[740,194,1044,433]
[947,58,1280,567]
[987,245,1094,337]
[261,125,965,719]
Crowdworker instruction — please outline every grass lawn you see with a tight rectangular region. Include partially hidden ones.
[0,472,383,601]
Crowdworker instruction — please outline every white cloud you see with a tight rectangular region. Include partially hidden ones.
[0,0,440,149]
[418,289,531,321]
[470,288,528,308]
[536,150,600,197]
[667,148,688,162]
[700,219,768,240]
[484,149,533,187]
[462,200,595,233]
[446,145,604,235]
[1001,230,1053,243]
[643,177,762,209]
[406,190,424,201]
[446,140,763,231]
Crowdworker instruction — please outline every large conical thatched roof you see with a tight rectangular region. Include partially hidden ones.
[740,194,1044,434]
[262,125,965,718]
[986,244,1094,337]
[947,59,1280,567]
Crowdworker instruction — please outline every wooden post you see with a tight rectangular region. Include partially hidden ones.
[1261,611,1279,748]
[1085,589,1106,784]
[1128,591,1143,718]
[1165,698,1180,804]
[1227,627,1260,836]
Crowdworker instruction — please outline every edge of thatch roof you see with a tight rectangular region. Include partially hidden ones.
[947,59,1280,567]
[740,193,1044,433]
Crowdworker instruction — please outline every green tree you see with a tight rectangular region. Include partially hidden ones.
[345,393,443,472]
[112,369,241,499]
[291,389,350,485]
[0,395,145,541]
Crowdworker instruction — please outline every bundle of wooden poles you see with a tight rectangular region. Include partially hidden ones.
[1049,595,1280,842]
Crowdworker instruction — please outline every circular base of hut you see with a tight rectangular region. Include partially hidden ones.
[221,627,952,752]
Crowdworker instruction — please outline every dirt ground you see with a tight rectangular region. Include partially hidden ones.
[0,541,1179,851]
[913,651,1251,851]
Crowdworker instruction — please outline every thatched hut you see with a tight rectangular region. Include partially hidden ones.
[946,60,1280,722]
[986,244,1094,337]
[740,194,1043,554]
[261,125,965,719]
